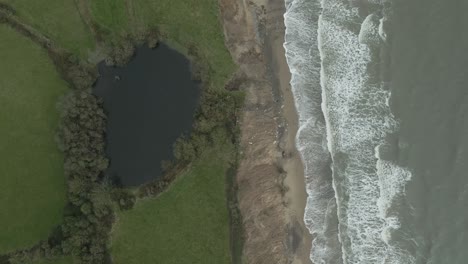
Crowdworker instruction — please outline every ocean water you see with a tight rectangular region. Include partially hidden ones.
[284,0,468,263]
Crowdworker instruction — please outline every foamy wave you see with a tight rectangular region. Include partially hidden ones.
[359,14,382,47]
[284,0,343,263]
[284,0,414,263]
[318,1,414,263]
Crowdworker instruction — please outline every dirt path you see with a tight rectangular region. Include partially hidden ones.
[219,0,312,263]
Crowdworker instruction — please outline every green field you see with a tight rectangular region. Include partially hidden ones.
[4,0,95,57]
[111,146,234,264]
[90,0,129,35]
[33,256,75,264]
[0,24,68,253]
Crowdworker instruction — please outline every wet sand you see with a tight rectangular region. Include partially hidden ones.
[267,9,313,264]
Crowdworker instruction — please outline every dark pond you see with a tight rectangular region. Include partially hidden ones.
[93,44,200,186]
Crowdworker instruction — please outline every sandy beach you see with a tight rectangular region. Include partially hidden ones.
[219,0,312,263]
[266,4,312,263]
[269,24,313,264]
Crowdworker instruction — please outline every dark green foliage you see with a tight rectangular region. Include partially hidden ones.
[7,240,63,264]
[111,189,136,211]
[46,52,98,91]
[55,89,117,264]
[104,37,135,67]
[137,164,183,198]
[174,88,243,162]
[0,2,16,15]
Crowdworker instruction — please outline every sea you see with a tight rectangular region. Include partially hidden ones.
[283,0,468,263]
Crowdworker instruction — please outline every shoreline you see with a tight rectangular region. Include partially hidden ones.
[265,2,312,264]
[219,0,312,263]
[271,21,312,264]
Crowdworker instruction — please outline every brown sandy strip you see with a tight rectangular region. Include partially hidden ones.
[219,0,312,263]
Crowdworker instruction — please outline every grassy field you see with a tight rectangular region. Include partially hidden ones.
[111,145,234,264]
[33,256,75,264]
[1,0,238,261]
[0,24,68,254]
[89,0,129,35]
[4,0,94,57]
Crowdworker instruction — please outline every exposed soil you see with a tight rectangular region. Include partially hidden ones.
[219,0,313,263]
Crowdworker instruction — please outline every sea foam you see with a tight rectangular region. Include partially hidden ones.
[284,0,414,263]
[284,0,342,263]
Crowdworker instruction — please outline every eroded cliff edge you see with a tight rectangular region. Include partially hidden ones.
[219,0,313,263]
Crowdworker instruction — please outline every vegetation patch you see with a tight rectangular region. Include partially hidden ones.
[2,0,94,57]
[33,256,76,264]
[0,24,68,254]
[7,255,76,264]
[89,0,128,35]
[112,145,234,264]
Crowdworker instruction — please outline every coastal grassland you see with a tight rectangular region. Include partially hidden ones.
[0,24,68,253]
[89,0,129,35]
[33,256,75,264]
[3,0,94,56]
[111,145,235,264]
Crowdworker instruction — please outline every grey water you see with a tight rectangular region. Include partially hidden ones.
[284,0,468,263]
[93,44,200,187]
[389,1,468,263]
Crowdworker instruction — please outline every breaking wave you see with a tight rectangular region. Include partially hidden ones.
[284,0,414,263]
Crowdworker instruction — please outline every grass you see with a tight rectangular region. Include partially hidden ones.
[33,256,75,264]
[0,24,68,254]
[89,0,129,35]
[3,0,95,57]
[111,145,235,264]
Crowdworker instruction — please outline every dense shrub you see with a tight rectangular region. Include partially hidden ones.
[55,89,116,264]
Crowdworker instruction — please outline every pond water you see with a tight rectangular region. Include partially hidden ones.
[93,44,200,186]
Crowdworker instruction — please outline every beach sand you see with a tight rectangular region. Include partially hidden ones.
[269,28,313,264]
[266,5,312,263]
[219,0,312,263]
